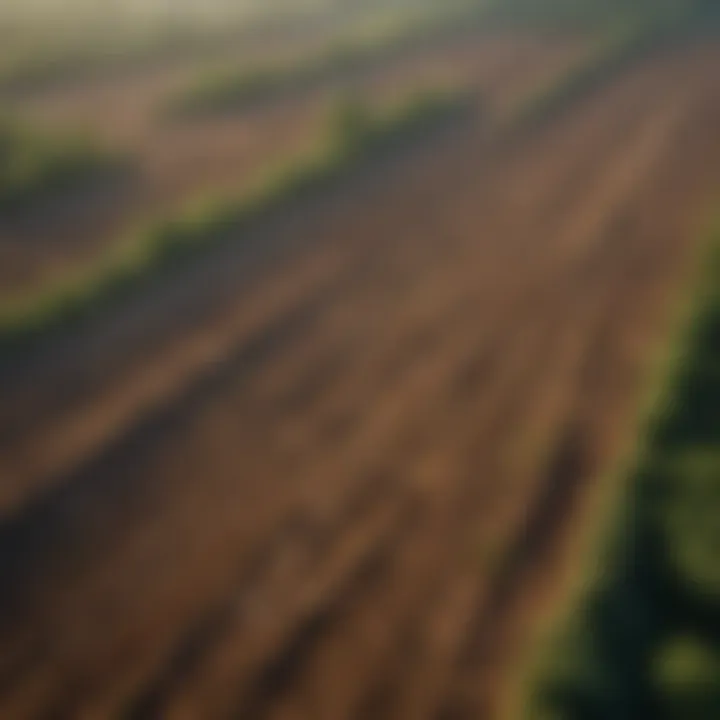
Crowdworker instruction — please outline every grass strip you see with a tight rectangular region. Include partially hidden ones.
[0,90,472,357]
[521,223,720,720]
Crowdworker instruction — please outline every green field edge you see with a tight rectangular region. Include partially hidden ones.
[519,218,720,720]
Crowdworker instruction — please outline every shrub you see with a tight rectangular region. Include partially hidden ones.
[652,637,720,720]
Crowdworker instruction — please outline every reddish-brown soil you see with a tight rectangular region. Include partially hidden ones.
[0,32,584,297]
[0,38,719,720]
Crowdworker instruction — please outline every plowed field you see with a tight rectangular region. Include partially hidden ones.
[0,37,719,720]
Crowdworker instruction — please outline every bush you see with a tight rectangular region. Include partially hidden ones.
[655,452,720,605]
[652,637,720,720]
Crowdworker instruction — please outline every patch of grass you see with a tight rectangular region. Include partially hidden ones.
[521,220,720,720]
[653,636,720,720]
[0,89,472,358]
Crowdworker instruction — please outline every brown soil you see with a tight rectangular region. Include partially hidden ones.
[0,38,718,720]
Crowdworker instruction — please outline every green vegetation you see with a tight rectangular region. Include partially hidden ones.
[0,121,125,212]
[0,90,471,356]
[523,225,720,719]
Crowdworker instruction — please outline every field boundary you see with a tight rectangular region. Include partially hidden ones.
[520,218,720,719]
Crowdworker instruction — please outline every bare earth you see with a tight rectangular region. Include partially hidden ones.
[0,38,719,720]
